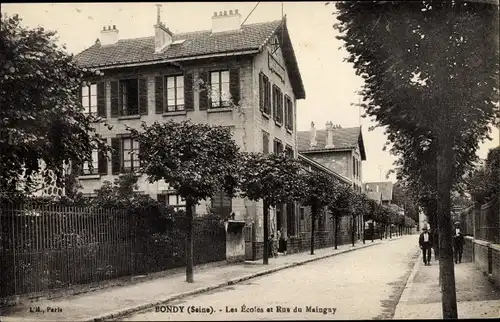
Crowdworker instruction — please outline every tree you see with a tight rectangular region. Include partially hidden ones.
[0,14,111,198]
[239,152,306,264]
[333,1,499,318]
[328,184,353,249]
[348,191,369,246]
[301,171,341,254]
[127,120,240,283]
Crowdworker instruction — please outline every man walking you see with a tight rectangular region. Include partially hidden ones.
[419,225,433,266]
[453,221,465,264]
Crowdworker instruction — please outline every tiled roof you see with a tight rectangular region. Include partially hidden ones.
[75,20,281,68]
[74,19,305,99]
[365,182,394,202]
[297,127,366,160]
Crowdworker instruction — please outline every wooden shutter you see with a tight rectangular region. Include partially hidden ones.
[199,71,209,110]
[97,81,106,117]
[184,72,194,111]
[262,132,269,154]
[111,138,121,175]
[139,78,148,115]
[266,80,271,115]
[155,76,164,114]
[110,80,119,117]
[78,85,83,109]
[229,68,240,106]
[272,86,277,120]
[259,73,264,112]
[289,98,294,131]
[98,145,108,175]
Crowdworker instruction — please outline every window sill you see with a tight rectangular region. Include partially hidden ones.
[208,107,233,113]
[78,174,101,180]
[262,112,271,119]
[275,120,283,127]
[286,128,293,135]
[118,115,141,120]
[163,111,187,117]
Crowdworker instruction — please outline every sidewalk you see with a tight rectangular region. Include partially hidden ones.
[393,253,500,319]
[1,237,401,322]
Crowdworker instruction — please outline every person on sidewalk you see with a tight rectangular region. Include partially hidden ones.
[419,225,433,266]
[452,221,465,264]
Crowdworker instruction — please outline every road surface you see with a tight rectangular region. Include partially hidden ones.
[117,235,420,321]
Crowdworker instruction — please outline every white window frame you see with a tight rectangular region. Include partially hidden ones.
[210,70,230,108]
[167,193,186,212]
[81,83,97,116]
[122,138,140,172]
[166,75,185,112]
[83,149,99,175]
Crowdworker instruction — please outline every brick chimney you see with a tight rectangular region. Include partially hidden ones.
[211,9,242,33]
[325,121,335,148]
[100,25,119,46]
[154,4,173,53]
[309,122,317,148]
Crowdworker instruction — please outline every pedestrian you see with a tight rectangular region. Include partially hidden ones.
[419,225,433,266]
[452,221,465,264]
[278,228,288,255]
[268,233,274,258]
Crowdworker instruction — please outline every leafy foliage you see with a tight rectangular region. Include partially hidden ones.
[467,146,500,202]
[238,152,307,207]
[127,120,240,204]
[0,14,112,196]
[301,171,342,209]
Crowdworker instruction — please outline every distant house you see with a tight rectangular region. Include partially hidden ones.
[365,181,394,206]
[297,122,366,193]
[296,122,366,243]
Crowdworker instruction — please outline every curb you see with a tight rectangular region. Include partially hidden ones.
[393,248,422,318]
[86,241,382,322]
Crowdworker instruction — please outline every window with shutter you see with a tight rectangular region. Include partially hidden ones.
[260,74,271,115]
[262,131,270,154]
[285,145,294,158]
[273,139,283,155]
[122,138,140,172]
[83,149,99,175]
[209,70,230,108]
[81,83,98,116]
[119,78,139,116]
[167,193,186,212]
[272,85,283,125]
[165,75,185,112]
[259,73,265,113]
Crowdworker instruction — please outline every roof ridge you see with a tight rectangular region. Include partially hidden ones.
[98,19,284,45]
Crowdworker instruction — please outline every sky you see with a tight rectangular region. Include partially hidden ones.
[4,2,499,183]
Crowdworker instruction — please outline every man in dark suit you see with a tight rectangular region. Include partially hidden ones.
[452,221,465,264]
[419,225,433,266]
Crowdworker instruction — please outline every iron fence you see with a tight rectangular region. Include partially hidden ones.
[0,203,226,299]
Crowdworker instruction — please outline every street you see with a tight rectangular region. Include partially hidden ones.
[117,236,420,321]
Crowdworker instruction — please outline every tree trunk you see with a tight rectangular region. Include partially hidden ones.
[372,222,374,242]
[436,139,458,319]
[311,204,316,255]
[333,215,338,250]
[380,223,383,240]
[362,216,366,244]
[263,199,269,265]
[185,199,194,283]
[351,214,355,247]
